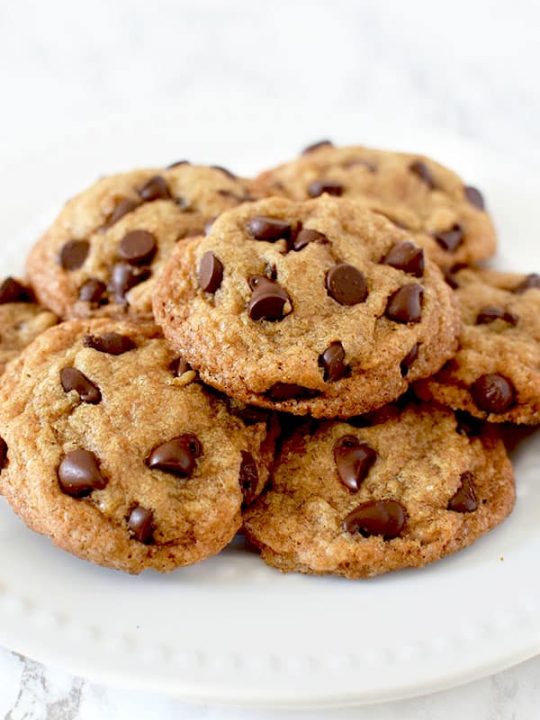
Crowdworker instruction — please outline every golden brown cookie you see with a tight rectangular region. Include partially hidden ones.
[153,196,459,418]
[416,269,540,424]
[27,163,257,320]
[244,401,515,579]
[254,141,496,269]
[0,319,274,573]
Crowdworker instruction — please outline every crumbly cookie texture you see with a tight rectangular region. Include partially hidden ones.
[0,277,57,375]
[415,268,540,424]
[0,319,274,573]
[254,142,496,269]
[153,196,460,418]
[27,163,257,320]
[244,402,515,579]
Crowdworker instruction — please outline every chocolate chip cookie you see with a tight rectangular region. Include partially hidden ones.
[254,141,496,269]
[0,319,274,573]
[244,401,515,578]
[27,163,257,320]
[153,196,460,418]
[416,268,540,424]
[0,277,57,375]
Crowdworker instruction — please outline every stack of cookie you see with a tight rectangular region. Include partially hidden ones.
[0,143,537,578]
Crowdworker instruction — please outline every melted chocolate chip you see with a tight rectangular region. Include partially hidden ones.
[448,472,478,512]
[170,356,191,376]
[0,277,32,304]
[127,506,154,544]
[385,284,423,323]
[248,276,291,321]
[265,383,319,401]
[326,264,368,305]
[211,165,237,179]
[307,179,343,198]
[146,434,202,478]
[239,450,259,506]
[400,343,419,376]
[83,333,136,355]
[138,176,172,202]
[60,368,101,404]
[103,198,140,229]
[59,240,90,271]
[0,437,7,470]
[382,242,424,277]
[78,278,107,304]
[514,274,540,294]
[167,160,190,169]
[464,186,485,210]
[119,230,157,265]
[319,341,347,382]
[302,139,334,154]
[434,224,464,253]
[57,449,108,497]
[246,216,291,242]
[198,252,224,293]
[409,160,435,189]
[334,435,377,492]
[476,306,518,326]
[343,500,406,539]
[471,373,516,414]
[291,227,329,251]
[109,262,150,302]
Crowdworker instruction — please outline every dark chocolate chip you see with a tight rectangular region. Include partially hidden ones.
[78,278,107,304]
[59,240,89,271]
[0,277,32,304]
[326,264,368,305]
[434,224,464,253]
[291,227,329,252]
[302,139,333,154]
[198,252,224,293]
[146,434,202,478]
[127,506,154,544]
[239,450,259,506]
[464,186,485,210]
[476,306,518,326]
[409,160,435,189]
[448,471,478,512]
[455,410,483,437]
[307,179,343,198]
[211,165,237,180]
[246,216,291,242]
[470,373,516,414]
[385,284,423,323]
[138,175,172,202]
[382,242,425,277]
[248,276,290,321]
[265,383,319,401]
[109,262,150,302]
[514,274,540,294]
[443,268,460,289]
[319,341,347,382]
[83,332,136,355]
[343,500,406,539]
[170,356,191,376]
[334,435,377,492]
[60,367,101,404]
[167,160,190,169]
[57,449,108,497]
[103,198,140,229]
[400,343,419,376]
[0,437,7,470]
[119,230,157,265]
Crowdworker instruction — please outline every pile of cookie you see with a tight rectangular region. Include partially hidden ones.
[0,141,538,578]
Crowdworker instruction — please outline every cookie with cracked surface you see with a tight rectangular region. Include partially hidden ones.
[0,319,274,573]
[0,277,57,375]
[153,196,459,418]
[254,142,496,269]
[243,401,515,579]
[27,163,257,320]
[415,268,540,424]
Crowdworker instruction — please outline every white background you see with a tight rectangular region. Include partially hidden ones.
[1,0,540,718]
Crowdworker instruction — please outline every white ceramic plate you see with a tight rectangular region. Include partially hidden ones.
[0,119,539,707]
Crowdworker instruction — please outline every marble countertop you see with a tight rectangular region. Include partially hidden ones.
[1,0,539,717]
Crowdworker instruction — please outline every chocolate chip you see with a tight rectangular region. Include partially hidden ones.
[248,276,291,321]
[0,277,32,304]
[127,506,154,544]
[78,278,107,304]
[265,383,319,401]
[326,264,368,305]
[476,306,518,326]
[103,198,140,229]
[138,176,171,202]
[319,341,347,382]
[400,343,419,376]
[167,160,190,169]
[455,410,483,438]
[59,240,89,271]
[514,274,540,294]
[170,356,191,376]
[198,252,224,293]
[239,450,259,506]
[385,284,423,323]
[302,139,333,154]
[60,368,101,404]
[464,186,485,210]
[382,242,424,277]
[434,224,464,253]
[109,262,150,302]
[57,449,108,497]
[211,165,237,179]
[83,332,136,355]
[0,437,7,470]
[409,160,435,189]
[471,373,516,414]
[343,500,406,539]
[448,471,478,512]
[334,435,377,492]
[246,216,291,242]
[307,180,343,198]
[146,434,202,478]
[443,268,460,289]
[119,230,157,265]
[291,227,329,251]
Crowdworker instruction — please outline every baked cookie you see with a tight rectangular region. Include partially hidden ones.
[254,141,496,269]
[27,163,257,320]
[0,319,274,573]
[153,196,460,418]
[416,268,540,424]
[244,401,515,578]
[0,277,57,375]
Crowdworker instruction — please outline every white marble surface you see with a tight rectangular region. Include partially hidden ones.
[1,0,539,717]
